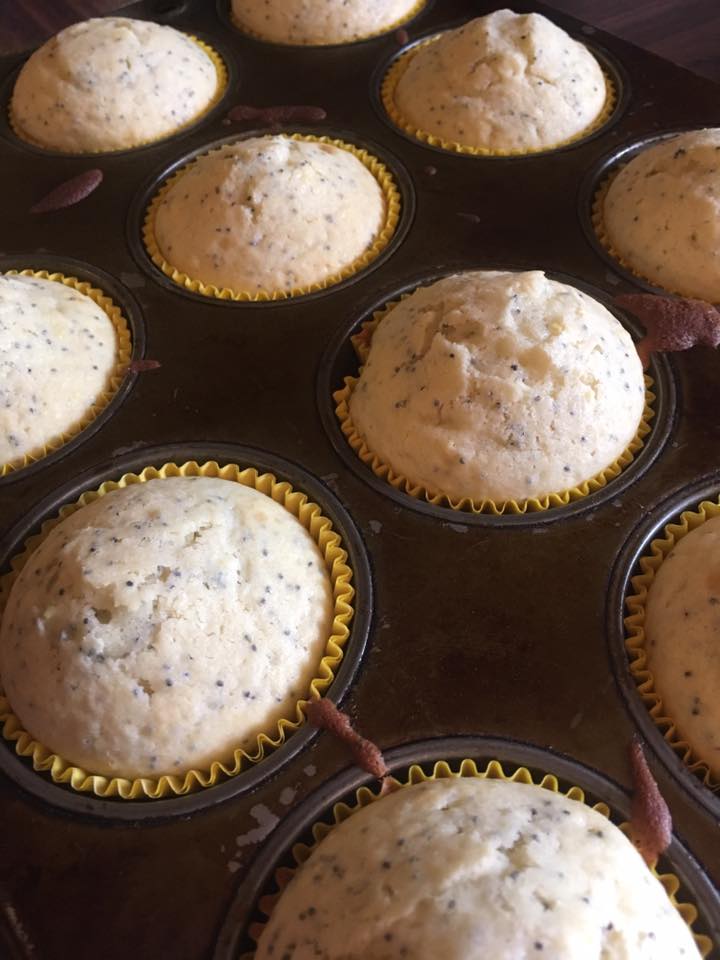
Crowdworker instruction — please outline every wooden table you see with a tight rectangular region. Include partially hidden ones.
[1,0,719,83]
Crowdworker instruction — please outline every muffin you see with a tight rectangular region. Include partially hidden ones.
[230,0,422,45]
[643,513,720,780]
[10,17,221,153]
[0,476,334,779]
[256,777,701,958]
[346,270,646,503]
[388,9,607,154]
[602,129,720,302]
[0,273,123,471]
[148,134,391,297]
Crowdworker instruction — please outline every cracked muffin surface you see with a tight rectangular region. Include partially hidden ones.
[256,777,701,959]
[0,476,333,778]
[348,270,645,502]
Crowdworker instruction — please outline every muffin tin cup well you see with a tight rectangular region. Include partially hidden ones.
[0,442,372,820]
[215,735,720,959]
[317,265,677,526]
[578,126,719,301]
[127,128,415,305]
[220,0,431,47]
[608,474,720,823]
[0,255,146,486]
[370,24,630,160]
[0,30,235,159]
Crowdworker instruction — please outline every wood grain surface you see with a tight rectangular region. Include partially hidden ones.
[0,0,718,82]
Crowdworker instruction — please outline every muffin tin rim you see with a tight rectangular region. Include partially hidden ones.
[0,254,146,488]
[125,126,416,307]
[0,440,373,821]
[316,263,677,527]
[368,18,631,161]
[214,733,720,959]
[607,471,720,822]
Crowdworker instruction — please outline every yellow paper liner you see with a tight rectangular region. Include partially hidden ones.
[333,299,655,515]
[591,168,715,301]
[246,757,712,958]
[229,0,427,46]
[0,269,132,477]
[0,460,355,799]
[381,33,617,157]
[9,35,228,154]
[142,133,401,302]
[625,496,720,792]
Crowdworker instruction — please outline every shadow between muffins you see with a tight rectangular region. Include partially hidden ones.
[0,442,372,821]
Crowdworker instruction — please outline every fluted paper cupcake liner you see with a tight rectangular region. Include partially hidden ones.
[0,459,355,799]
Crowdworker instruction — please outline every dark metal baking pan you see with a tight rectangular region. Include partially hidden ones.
[1,0,720,955]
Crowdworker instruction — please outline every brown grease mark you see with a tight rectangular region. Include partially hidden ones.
[615,293,720,370]
[223,104,327,127]
[305,698,389,780]
[31,169,103,214]
[126,359,161,373]
[395,28,410,46]
[628,736,672,866]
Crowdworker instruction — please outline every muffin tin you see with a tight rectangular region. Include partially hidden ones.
[1,0,720,956]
